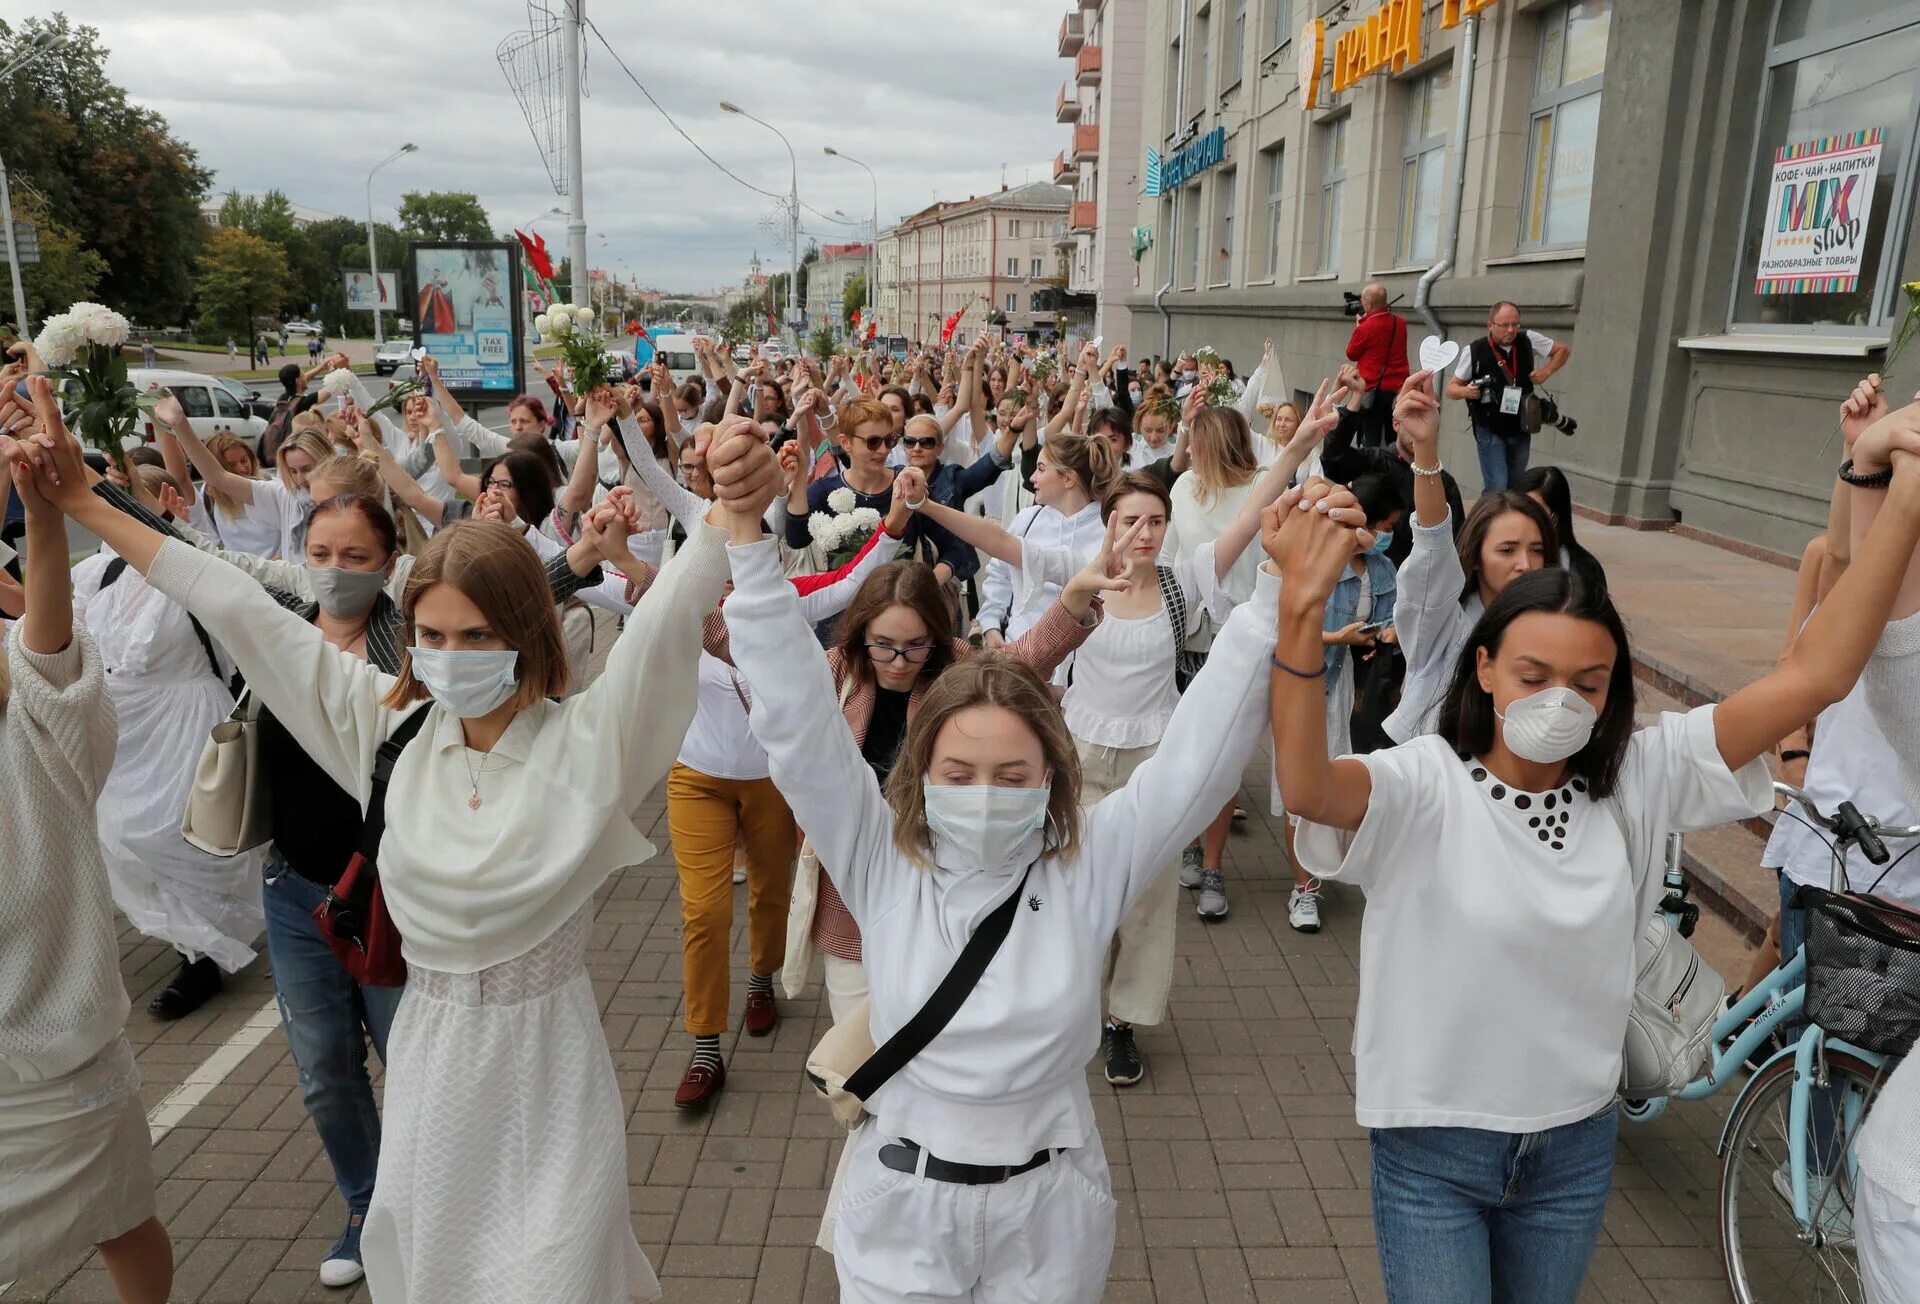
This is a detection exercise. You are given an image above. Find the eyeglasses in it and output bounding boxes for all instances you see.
[1491,319,1522,330]
[854,433,901,452]
[865,642,935,665]
[484,479,514,492]
[900,435,940,450]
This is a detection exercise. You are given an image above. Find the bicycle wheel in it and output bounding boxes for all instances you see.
[1718,1047,1886,1304]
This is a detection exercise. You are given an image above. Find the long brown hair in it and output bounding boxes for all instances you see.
[1100,470,1173,523]
[885,654,1084,868]
[381,519,570,710]
[1187,406,1260,506]
[1456,491,1559,607]
[833,562,957,689]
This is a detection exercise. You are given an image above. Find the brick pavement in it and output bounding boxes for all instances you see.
[9,751,1758,1304]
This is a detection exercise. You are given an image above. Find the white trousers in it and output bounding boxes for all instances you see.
[1859,1170,1920,1304]
[1076,738,1177,1025]
[823,954,869,1025]
[832,1121,1117,1303]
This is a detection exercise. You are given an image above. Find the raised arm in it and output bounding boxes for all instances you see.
[623,414,707,528]
[428,401,482,502]
[558,390,614,516]
[1394,370,1448,528]
[151,418,198,511]
[909,493,1026,568]
[90,478,317,600]
[157,395,259,505]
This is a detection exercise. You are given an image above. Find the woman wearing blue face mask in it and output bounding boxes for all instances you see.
[705,425,1329,1303]
[25,382,764,1304]
[1268,383,1920,1304]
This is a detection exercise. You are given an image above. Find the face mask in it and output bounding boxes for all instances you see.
[407,647,520,718]
[1128,386,1142,401]
[1494,686,1598,765]
[308,564,388,618]
[1368,532,1393,556]
[922,781,1050,869]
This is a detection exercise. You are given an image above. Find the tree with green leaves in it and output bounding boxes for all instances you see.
[196,228,295,342]
[8,197,107,327]
[0,15,211,324]
[397,192,492,243]
[841,272,867,330]
[721,299,759,347]
[809,324,836,365]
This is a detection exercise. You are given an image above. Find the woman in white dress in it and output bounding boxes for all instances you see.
[74,464,264,1019]
[0,414,173,1303]
[30,400,782,1303]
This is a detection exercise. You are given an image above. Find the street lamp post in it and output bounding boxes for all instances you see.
[824,147,879,341]
[365,143,417,345]
[722,102,798,347]
[1,32,68,337]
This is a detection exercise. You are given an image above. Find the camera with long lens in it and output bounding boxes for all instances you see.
[1534,392,1578,437]
[1342,291,1364,318]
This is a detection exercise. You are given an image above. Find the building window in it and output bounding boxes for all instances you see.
[1182,182,1203,289]
[1193,9,1210,108]
[1730,3,1920,331]
[1225,0,1247,89]
[1398,65,1454,264]
[1317,116,1348,274]
[1519,0,1610,252]
[1031,257,1043,277]
[1005,292,1018,313]
[1212,167,1238,284]
[1261,145,1286,279]
[1264,0,1292,51]
[1007,257,1020,276]
[1008,219,1021,238]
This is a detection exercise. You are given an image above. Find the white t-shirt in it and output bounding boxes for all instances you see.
[1454,330,1557,381]
[247,477,309,560]
[675,652,769,781]
[189,494,285,559]
[1295,705,1772,1132]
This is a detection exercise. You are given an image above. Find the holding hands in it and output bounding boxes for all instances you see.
[700,414,780,541]
[1261,478,1376,607]
[1851,393,1920,476]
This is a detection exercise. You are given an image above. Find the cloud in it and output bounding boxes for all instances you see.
[57,0,1072,292]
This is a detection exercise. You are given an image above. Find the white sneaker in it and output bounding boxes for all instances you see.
[318,1213,366,1287]
[1178,845,1204,889]
[732,868,747,884]
[1287,880,1323,933]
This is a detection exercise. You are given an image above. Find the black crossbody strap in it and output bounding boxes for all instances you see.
[842,859,1037,1102]
[357,708,433,860]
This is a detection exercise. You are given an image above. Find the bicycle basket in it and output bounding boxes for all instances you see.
[1799,885,1920,1057]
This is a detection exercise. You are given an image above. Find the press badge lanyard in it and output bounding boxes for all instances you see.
[1491,340,1523,417]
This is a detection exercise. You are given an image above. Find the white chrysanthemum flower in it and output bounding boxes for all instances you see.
[33,312,84,367]
[826,487,857,515]
[319,369,354,397]
[847,507,881,531]
[76,304,129,348]
[807,512,836,544]
[534,313,551,334]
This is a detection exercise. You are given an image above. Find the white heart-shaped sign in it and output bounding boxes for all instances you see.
[120,435,143,452]
[1418,335,1460,375]
[409,347,426,361]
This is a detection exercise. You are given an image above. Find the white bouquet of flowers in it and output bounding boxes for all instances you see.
[535,303,617,393]
[318,368,356,399]
[807,500,883,567]
[34,301,161,461]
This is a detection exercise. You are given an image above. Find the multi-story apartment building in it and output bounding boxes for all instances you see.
[881,182,1074,345]
[1055,0,1147,342]
[1126,0,1920,556]
[803,242,873,340]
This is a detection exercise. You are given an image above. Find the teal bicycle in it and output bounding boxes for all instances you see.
[1623,782,1920,1303]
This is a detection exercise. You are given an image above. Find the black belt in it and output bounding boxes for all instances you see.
[878,1139,1053,1186]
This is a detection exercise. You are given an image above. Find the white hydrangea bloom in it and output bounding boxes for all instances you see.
[534,313,551,334]
[826,487,857,515]
[75,304,129,348]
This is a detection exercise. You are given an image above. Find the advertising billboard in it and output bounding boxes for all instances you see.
[406,242,523,403]
[342,270,399,313]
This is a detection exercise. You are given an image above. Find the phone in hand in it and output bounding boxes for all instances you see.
[1355,620,1391,637]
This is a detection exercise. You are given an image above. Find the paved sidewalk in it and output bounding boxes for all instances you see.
[10,751,1757,1304]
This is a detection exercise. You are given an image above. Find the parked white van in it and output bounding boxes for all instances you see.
[126,369,272,450]
[649,333,703,387]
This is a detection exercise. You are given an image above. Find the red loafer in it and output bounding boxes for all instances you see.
[674,1059,725,1110]
[744,989,778,1037]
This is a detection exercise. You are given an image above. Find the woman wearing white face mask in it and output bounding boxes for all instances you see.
[28,382,743,1303]
[1268,432,1920,1302]
[707,429,1317,1303]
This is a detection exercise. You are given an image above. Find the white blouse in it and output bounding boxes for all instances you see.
[189,492,284,559]
[676,653,766,781]
[144,523,731,973]
[1295,706,1771,1132]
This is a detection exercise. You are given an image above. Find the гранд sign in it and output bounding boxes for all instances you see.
[1754,127,1883,295]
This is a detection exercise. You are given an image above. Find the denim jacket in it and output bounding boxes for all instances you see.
[1321,551,1398,687]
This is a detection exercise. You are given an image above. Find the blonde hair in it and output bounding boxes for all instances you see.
[1188,407,1260,506]
[308,450,385,502]
[275,428,333,482]
[202,432,260,519]
[130,464,185,509]
[903,413,943,443]
[381,519,570,711]
[1263,401,1302,448]
[885,653,1083,869]
[1039,429,1120,502]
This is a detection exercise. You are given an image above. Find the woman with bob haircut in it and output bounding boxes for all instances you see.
[23,387,782,1304]
[1267,381,1920,1304]
[1385,371,1560,743]
[702,421,1330,1302]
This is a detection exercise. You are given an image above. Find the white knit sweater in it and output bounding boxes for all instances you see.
[0,622,130,1082]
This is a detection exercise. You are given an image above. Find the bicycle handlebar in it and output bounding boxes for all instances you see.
[1771,780,1920,846]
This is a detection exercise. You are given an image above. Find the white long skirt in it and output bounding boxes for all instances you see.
[360,904,660,1303]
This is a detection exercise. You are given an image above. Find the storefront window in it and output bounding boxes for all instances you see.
[1730,9,1920,331]
[1398,65,1453,264]
[1318,116,1347,274]
[1520,0,1609,251]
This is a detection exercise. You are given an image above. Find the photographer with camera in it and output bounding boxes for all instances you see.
[1343,284,1409,450]
[1443,301,1572,492]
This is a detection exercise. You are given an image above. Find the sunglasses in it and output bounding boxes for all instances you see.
[854,433,901,452]
[866,642,935,665]
[900,435,940,450]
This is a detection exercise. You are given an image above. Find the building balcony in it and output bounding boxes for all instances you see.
[1073,122,1099,161]
[1075,44,1102,85]
[1056,84,1080,122]
[1070,200,1097,232]
[1058,11,1083,56]
[1052,151,1078,184]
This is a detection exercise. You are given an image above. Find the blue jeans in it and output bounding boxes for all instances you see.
[262,854,403,1214]
[1370,1105,1617,1304]
[1473,422,1531,494]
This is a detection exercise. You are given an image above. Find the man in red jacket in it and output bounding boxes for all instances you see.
[1344,282,1409,448]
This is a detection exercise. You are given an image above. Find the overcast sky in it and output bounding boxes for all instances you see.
[57,0,1068,294]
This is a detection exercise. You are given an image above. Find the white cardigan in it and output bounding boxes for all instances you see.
[0,625,129,1082]
[144,522,730,973]
[724,535,1282,1165]
[1383,512,1479,743]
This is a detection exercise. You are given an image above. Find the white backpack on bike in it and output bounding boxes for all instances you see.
[1621,910,1727,1099]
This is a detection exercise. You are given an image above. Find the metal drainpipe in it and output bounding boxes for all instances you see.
[1413,13,1479,344]
[1154,0,1192,359]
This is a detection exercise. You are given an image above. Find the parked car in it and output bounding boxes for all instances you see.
[732,343,753,364]
[374,339,417,376]
[126,368,270,451]
[282,321,322,336]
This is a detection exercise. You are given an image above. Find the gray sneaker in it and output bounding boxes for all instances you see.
[1196,870,1229,920]
[1179,844,1204,889]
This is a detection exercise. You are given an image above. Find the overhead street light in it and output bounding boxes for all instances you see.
[723,101,800,345]
[824,147,880,339]
[365,142,418,345]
